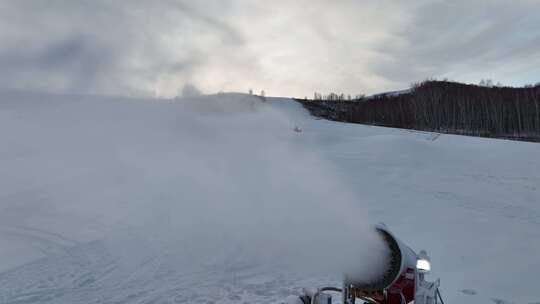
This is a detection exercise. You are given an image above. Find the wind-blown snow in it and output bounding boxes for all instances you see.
[0,91,388,303]
[1,91,540,304]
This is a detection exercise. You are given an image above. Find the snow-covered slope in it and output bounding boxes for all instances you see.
[364,88,412,100]
[1,91,539,304]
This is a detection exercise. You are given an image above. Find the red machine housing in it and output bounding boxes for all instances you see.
[344,226,417,304]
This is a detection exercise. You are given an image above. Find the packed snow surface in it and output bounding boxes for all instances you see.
[1,91,539,304]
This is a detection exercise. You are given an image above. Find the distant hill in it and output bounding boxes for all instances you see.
[298,81,540,142]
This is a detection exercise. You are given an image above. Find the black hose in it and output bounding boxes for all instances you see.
[437,288,445,304]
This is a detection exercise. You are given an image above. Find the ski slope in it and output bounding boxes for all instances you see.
[1,91,539,304]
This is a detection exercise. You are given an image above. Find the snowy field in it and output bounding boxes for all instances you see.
[1,91,539,304]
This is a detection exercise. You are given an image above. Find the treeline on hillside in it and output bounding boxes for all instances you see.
[298,81,540,142]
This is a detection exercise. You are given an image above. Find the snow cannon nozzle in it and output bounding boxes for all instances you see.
[286,226,443,304]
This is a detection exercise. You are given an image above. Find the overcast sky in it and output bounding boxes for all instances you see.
[1,0,539,98]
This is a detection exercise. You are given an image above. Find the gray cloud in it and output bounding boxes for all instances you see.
[370,0,540,87]
[0,36,117,93]
[0,0,539,97]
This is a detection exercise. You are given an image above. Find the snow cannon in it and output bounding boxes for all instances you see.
[285,225,442,304]
[342,225,435,304]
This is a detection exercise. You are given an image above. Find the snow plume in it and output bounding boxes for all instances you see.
[180,83,201,98]
[0,92,389,281]
[104,94,389,280]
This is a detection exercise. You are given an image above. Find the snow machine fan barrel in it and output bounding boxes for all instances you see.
[344,226,417,304]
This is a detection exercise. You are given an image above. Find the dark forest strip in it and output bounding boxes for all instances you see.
[297,81,540,142]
